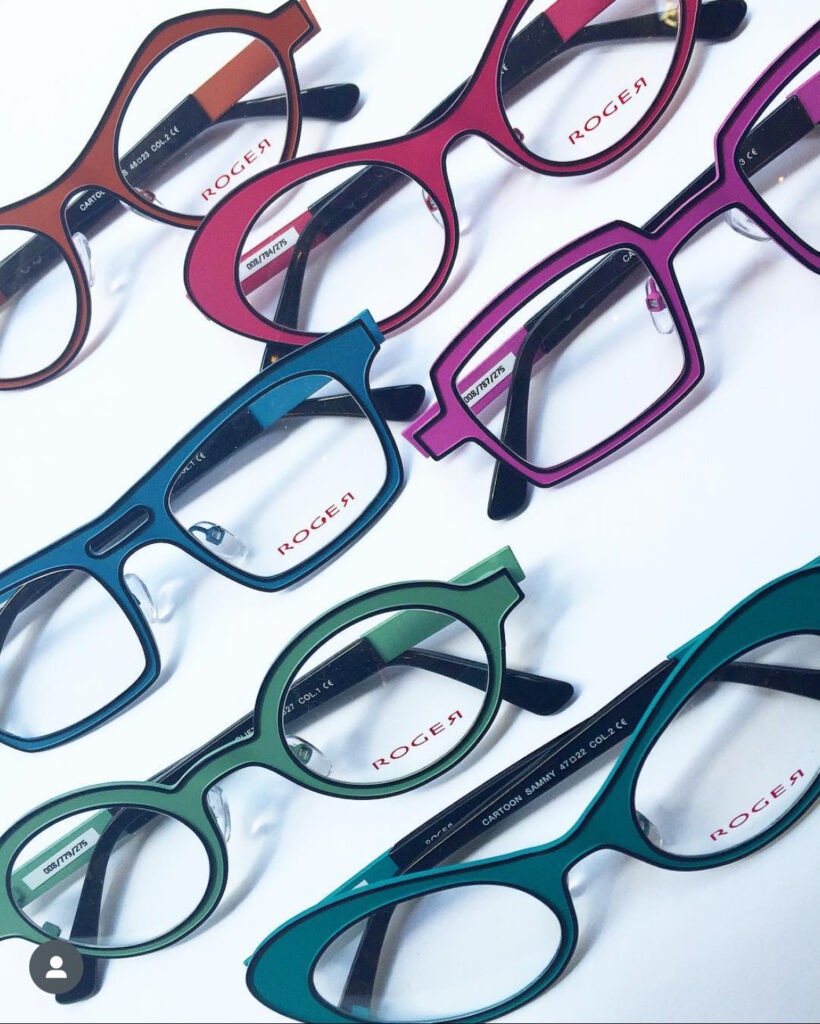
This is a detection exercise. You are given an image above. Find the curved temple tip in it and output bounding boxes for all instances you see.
[504,671,575,716]
[486,462,532,521]
[306,83,361,121]
[370,383,427,421]
[698,0,748,41]
[55,954,101,1004]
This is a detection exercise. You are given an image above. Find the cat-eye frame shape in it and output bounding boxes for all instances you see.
[245,552,820,1022]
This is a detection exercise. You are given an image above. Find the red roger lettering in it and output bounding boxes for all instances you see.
[371,711,464,770]
[709,769,806,842]
[569,77,648,145]
[277,493,355,555]
[201,138,273,201]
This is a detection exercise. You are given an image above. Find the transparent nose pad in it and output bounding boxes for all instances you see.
[636,810,663,848]
[489,126,526,167]
[644,276,675,335]
[71,232,94,287]
[120,187,165,221]
[188,521,248,561]
[422,190,445,229]
[725,207,770,242]
[206,785,232,842]
[124,572,162,624]
[287,735,332,778]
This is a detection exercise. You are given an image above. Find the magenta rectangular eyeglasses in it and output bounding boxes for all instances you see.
[402,20,819,518]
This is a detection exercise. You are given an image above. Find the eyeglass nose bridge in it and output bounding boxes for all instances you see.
[84,506,156,560]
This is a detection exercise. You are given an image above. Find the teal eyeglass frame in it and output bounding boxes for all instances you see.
[245,552,820,1022]
[0,312,424,752]
[0,546,574,1004]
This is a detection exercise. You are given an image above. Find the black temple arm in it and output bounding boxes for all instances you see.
[282,636,575,725]
[220,84,360,123]
[393,648,574,715]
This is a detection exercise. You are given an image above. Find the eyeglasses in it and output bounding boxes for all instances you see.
[0,313,425,751]
[244,550,820,1023]
[184,0,747,356]
[0,0,362,388]
[0,547,575,1004]
[404,20,820,518]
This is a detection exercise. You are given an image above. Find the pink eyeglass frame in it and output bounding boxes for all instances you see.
[185,0,714,353]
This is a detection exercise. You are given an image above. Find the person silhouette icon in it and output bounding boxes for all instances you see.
[45,955,68,980]
[29,939,83,994]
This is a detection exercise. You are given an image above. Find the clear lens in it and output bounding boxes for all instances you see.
[0,228,78,380]
[313,884,562,1021]
[635,633,820,857]
[455,247,684,467]
[281,609,489,784]
[117,32,289,217]
[168,374,389,578]
[738,55,819,251]
[240,163,446,333]
[11,806,210,949]
[502,1,682,163]
[0,570,146,741]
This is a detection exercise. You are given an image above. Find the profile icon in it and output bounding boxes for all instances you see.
[29,939,83,995]
[45,954,68,980]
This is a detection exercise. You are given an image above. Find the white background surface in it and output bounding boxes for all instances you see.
[0,0,818,1021]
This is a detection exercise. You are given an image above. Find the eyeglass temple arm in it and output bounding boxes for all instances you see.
[485,89,816,518]
[336,649,820,1011]
[0,31,360,305]
[167,375,426,501]
[259,0,745,353]
[282,545,574,721]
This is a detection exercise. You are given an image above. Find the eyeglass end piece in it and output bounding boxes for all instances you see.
[287,736,332,777]
[189,521,249,561]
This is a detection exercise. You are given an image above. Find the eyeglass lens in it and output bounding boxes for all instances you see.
[167,373,389,578]
[117,33,291,219]
[10,805,211,949]
[0,570,146,742]
[280,609,490,784]
[454,246,684,468]
[503,0,683,163]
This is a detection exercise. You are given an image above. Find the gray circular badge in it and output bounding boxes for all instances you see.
[29,939,84,995]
